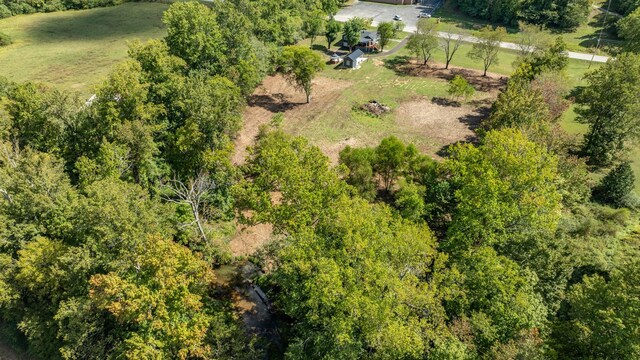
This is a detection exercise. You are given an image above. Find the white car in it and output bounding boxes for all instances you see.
[418,13,431,18]
[393,15,402,21]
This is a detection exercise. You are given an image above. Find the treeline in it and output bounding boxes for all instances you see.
[0,0,125,18]
[0,0,342,358]
[450,0,591,29]
[617,2,640,53]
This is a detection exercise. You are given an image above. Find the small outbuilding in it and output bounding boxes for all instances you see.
[344,49,366,69]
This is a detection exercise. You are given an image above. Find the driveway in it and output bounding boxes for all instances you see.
[335,0,443,33]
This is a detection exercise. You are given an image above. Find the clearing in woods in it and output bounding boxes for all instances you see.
[233,59,503,166]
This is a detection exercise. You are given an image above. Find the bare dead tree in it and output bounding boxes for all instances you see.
[162,172,216,244]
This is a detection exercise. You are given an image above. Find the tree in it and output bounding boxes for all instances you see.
[557,0,590,29]
[468,26,506,76]
[5,82,76,155]
[514,22,550,58]
[394,179,426,222]
[374,136,406,191]
[278,45,324,103]
[233,130,348,235]
[162,173,216,244]
[325,17,342,49]
[611,0,640,16]
[338,146,377,200]
[392,20,405,36]
[576,53,640,166]
[449,247,547,355]
[445,129,561,253]
[87,235,215,359]
[303,10,326,48]
[163,1,262,95]
[163,2,225,71]
[618,7,640,54]
[266,197,451,359]
[485,77,550,131]
[447,75,475,100]
[406,19,439,65]
[526,37,569,75]
[593,162,636,208]
[530,71,571,121]
[441,32,463,69]
[342,17,368,51]
[553,261,640,359]
[377,22,394,52]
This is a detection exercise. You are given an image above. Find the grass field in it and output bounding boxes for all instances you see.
[0,3,169,96]
[432,1,621,55]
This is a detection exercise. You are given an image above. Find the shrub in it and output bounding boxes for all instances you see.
[0,4,11,18]
[447,75,475,100]
[593,162,636,208]
[0,31,12,47]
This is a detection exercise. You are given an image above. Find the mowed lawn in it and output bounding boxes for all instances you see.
[0,3,169,95]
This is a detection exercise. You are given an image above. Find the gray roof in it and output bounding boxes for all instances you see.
[346,49,365,61]
[360,30,379,43]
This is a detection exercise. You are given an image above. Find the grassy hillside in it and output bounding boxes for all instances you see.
[0,3,169,96]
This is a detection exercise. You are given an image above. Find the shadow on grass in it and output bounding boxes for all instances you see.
[23,4,167,42]
[383,55,413,76]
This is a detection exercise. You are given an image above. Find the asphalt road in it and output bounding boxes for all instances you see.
[335,1,610,63]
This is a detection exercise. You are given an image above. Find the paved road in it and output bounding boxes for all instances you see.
[439,31,611,63]
[336,1,611,63]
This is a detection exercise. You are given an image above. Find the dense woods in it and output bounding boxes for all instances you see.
[0,0,639,359]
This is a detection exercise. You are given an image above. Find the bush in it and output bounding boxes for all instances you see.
[447,75,475,100]
[0,31,12,47]
[593,162,636,208]
[0,4,11,18]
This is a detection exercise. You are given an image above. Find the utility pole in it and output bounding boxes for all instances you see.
[589,0,613,68]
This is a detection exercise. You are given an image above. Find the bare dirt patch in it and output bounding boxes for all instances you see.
[229,222,273,257]
[232,75,353,165]
[395,98,490,159]
[388,60,508,93]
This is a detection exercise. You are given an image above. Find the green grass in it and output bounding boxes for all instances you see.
[432,1,621,55]
[396,42,600,86]
[0,3,169,96]
[561,106,640,191]
[280,52,465,152]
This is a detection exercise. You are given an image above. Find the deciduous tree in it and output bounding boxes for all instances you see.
[576,53,640,166]
[468,26,506,76]
[377,22,394,52]
[278,45,324,103]
[406,19,439,64]
[445,129,561,253]
[325,17,342,49]
[618,7,640,53]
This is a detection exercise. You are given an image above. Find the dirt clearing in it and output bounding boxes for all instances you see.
[232,75,354,164]
[395,99,490,158]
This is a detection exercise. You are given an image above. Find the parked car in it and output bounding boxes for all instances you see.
[393,15,402,21]
[418,13,431,18]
